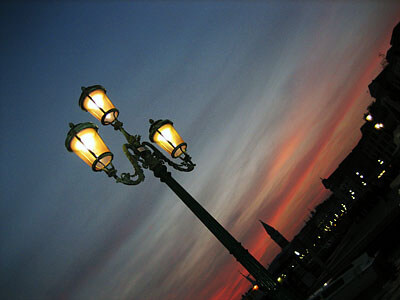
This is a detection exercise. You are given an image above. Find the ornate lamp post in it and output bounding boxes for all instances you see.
[66,85,296,300]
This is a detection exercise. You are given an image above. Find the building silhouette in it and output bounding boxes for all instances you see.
[241,21,400,300]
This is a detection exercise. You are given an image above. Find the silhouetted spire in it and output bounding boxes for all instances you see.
[239,271,257,286]
[260,220,289,249]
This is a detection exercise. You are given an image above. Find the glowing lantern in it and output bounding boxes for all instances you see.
[79,85,119,125]
[65,122,113,171]
[149,119,187,158]
[365,114,373,121]
[252,285,259,290]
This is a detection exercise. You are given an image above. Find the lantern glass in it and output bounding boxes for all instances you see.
[66,123,113,171]
[150,120,187,158]
[80,86,119,125]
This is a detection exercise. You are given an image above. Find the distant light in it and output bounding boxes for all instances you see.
[362,182,367,186]
[253,285,259,290]
[360,175,364,179]
[294,251,300,256]
[277,277,283,283]
[324,282,328,287]
[374,123,384,130]
[365,114,373,121]
[378,170,386,179]
[317,236,321,239]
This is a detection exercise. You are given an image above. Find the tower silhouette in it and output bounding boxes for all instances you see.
[240,271,258,286]
[260,220,289,249]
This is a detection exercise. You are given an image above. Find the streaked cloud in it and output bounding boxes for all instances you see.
[0,1,399,300]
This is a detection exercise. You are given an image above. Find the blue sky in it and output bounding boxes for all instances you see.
[0,2,399,299]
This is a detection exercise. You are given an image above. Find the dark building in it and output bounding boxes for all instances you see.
[241,22,400,300]
[323,20,400,202]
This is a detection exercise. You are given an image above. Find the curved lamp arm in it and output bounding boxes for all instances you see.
[100,144,145,186]
[117,144,145,185]
[141,141,195,172]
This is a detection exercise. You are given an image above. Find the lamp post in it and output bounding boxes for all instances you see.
[66,85,296,300]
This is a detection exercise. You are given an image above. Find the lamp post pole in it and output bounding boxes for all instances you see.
[66,85,297,300]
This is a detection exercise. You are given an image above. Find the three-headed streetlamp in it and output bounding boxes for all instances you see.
[65,85,296,300]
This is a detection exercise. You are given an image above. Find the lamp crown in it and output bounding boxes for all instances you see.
[148,119,173,142]
[65,122,99,152]
[78,85,107,111]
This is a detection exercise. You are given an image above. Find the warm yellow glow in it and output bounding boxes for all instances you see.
[365,114,373,121]
[374,123,384,130]
[153,123,187,157]
[277,277,282,283]
[83,89,118,124]
[70,128,112,170]
[252,285,259,290]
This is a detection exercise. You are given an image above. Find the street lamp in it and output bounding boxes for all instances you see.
[66,122,113,171]
[66,85,296,300]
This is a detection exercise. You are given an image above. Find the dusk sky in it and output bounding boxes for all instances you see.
[1,1,399,299]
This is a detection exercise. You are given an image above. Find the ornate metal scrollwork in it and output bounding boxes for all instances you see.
[141,142,195,172]
[102,121,195,185]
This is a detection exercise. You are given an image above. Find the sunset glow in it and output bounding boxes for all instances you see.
[1,2,399,300]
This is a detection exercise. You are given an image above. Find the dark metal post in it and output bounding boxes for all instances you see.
[149,162,297,300]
